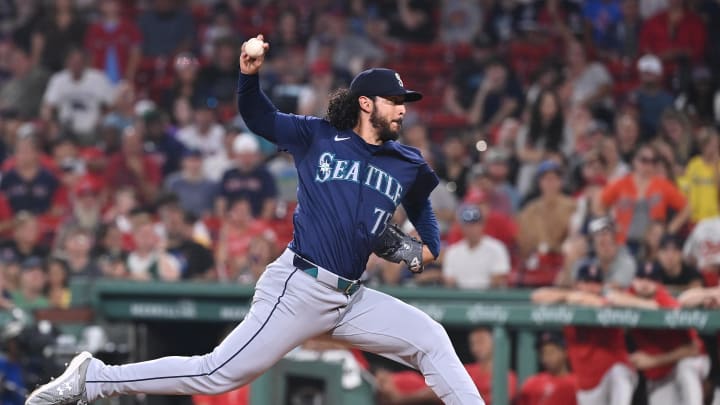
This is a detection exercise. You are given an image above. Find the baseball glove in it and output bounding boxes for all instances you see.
[373,223,424,273]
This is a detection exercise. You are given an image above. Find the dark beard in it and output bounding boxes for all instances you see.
[370,109,401,142]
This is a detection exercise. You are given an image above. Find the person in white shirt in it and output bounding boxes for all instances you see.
[42,48,115,144]
[683,215,720,273]
[443,204,511,289]
[176,97,226,157]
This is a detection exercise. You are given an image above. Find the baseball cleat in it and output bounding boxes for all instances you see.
[25,351,93,405]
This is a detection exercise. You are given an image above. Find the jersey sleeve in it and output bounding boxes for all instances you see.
[402,162,441,258]
[237,73,321,159]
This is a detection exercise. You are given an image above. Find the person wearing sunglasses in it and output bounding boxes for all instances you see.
[598,143,690,253]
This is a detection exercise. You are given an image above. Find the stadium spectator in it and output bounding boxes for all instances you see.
[215,198,276,283]
[102,187,138,241]
[11,256,49,310]
[533,263,637,405]
[615,112,641,162]
[443,204,510,289]
[203,124,239,182]
[447,187,518,252]
[657,107,694,165]
[164,149,218,218]
[466,163,514,216]
[639,0,707,72]
[683,214,720,285]
[163,53,201,112]
[31,0,86,73]
[606,264,709,405]
[568,150,607,235]
[41,47,114,144]
[125,216,180,282]
[582,0,623,51]
[562,216,637,288]
[160,204,214,281]
[0,45,49,119]
[199,4,236,61]
[0,133,59,216]
[197,37,240,106]
[598,136,629,181]
[517,161,575,261]
[0,212,48,265]
[483,148,519,213]
[560,40,613,113]
[438,0,481,45]
[516,89,565,196]
[137,0,195,57]
[139,105,185,177]
[47,258,70,309]
[53,176,104,249]
[176,98,226,158]
[517,332,577,405]
[436,134,471,200]
[679,126,720,224]
[376,327,517,405]
[218,133,278,220]
[57,227,100,279]
[83,0,142,85]
[675,65,718,125]
[604,0,643,60]
[599,143,689,247]
[92,223,128,278]
[105,126,162,205]
[465,59,523,130]
[386,0,436,43]
[102,82,136,135]
[323,12,385,76]
[297,60,335,117]
[631,54,674,139]
[637,221,665,264]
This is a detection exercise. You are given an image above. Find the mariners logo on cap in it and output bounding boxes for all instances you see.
[395,72,403,87]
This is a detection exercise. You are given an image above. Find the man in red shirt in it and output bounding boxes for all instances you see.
[639,0,707,74]
[105,126,162,206]
[606,265,709,405]
[532,264,637,405]
[518,331,577,405]
[376,328,516,405]
[84,0,142,84]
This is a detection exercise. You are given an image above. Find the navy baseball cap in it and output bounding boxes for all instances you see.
[636,261,663,281]
[576,260,604,283]
[349,68,423,102]
[659,234,682,250]
[537,331,566,349]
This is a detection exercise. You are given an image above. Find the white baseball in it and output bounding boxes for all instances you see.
[245,38,265,58]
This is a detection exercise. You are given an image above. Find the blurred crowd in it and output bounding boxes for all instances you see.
[0,0,717,302]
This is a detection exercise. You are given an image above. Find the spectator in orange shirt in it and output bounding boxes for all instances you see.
[598,143,689,250]
[518,331,577,405]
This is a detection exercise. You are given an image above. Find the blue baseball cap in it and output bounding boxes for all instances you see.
[535,160,562,179]
[349,68,422,102]
[458,204,483,223]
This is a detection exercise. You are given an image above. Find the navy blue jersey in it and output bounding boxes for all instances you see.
[238,74,439,279]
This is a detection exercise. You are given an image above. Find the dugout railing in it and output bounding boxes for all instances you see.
[59,279,720,405]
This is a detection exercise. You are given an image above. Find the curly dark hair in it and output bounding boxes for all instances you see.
[326,88,361,130]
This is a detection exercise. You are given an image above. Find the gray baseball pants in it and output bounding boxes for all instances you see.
[85,248,484,404]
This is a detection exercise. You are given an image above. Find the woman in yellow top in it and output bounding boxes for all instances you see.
[680,127,720,223]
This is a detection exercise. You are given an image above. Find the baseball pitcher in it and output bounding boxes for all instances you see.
[26,35,484,405]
